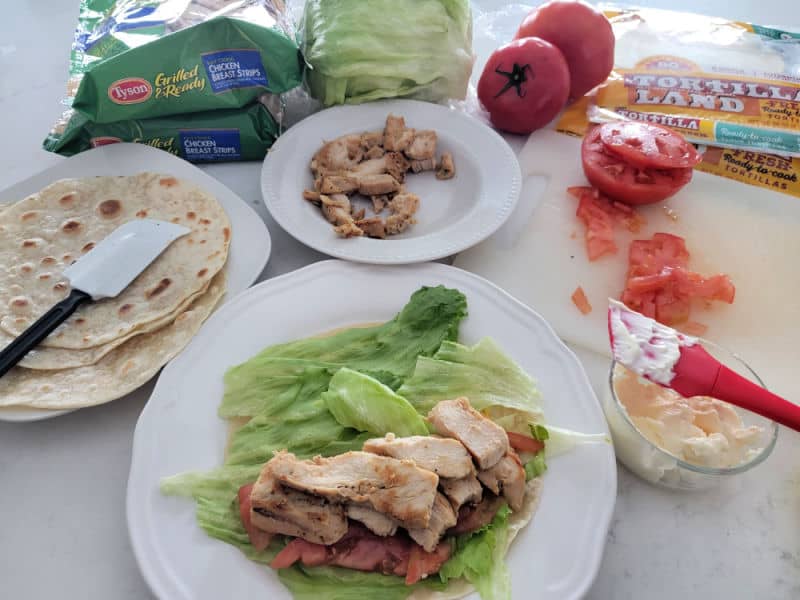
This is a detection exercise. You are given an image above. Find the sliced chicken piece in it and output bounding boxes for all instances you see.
[428,397,509,470]
[449,493,506,535]
[350,157,389,177]
[250,470,348,545]
[320,175,359,195]
[334,222,364,238]
[351,207,366,221]
[385,152,410,182]
[406,493,457,552]
[436,152,455,180]
[363,433,474,479]
[311,134,364,175]
[303,189,321,204]
[440,473,483,512]
[384,213,416,236]
[364,146,385,160]
[358,174,400,196]
[371,195,389,213]
[346,504,398,537]
[410,158,436,173]
[360,130,384,150]
[405,130,437,161]
[383,115,415,152]
[477,450,526,512]
[389,192,419,217]
[355,217,386,239]
[266,451,439,529]
[320,194,354,226]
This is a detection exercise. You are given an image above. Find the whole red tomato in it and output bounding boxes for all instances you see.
[514,0,614,99]
[477,38,569,135]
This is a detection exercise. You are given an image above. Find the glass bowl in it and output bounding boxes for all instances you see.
[601,341,779,490]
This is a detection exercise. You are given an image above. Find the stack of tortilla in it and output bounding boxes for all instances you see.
[0,173,231,409]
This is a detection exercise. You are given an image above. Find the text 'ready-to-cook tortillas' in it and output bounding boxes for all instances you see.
[1,276,212,370]
[0,173,230,349]
[0,271,225,409]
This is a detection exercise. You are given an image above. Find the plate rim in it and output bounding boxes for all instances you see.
[126,259,617,600]
[261,99,522,264]
[0,143,271,422]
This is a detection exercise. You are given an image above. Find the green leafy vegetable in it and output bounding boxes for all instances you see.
[323,368,428,437]
[530,423,550,441]
[439,505,512,600]
[398,338,543,419]
[524,451,547,481]
[544,425,610,458]
[299,0,474,105]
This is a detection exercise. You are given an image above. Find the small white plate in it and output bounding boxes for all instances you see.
[0,143,271,422]
[127,260,616,600]
[261,99,521,264]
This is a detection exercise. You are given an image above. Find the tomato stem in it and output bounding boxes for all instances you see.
[494,63,533,98]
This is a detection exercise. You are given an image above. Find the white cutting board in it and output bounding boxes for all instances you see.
[455,130,800,401]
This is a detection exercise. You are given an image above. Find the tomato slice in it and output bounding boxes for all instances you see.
[599,121,701,169]
[581,126,693,205]
[507,431,546,453]
[238,483,273,552]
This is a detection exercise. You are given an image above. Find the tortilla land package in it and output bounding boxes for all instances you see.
[558,6,800,197]
[45,0,304,162]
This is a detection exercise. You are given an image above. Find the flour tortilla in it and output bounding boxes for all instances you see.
[0,173,230,349]
[408,477,544,600]
[2,277,212,370]
[0,271,225,409]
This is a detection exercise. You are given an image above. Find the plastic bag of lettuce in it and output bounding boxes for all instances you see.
[297,0,474,106]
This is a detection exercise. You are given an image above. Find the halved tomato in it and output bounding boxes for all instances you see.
[238,483,273,552]
[581,126,693,205]
[599,121,701,169]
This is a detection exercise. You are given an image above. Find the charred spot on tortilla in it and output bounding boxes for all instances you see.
[145,278,172,299]
[159,177,179,187]
[136,209,148,218]
[82,242,95,253]
[59,193,76,207]
[20,211,39,222]
[97,199,122,219]
[61,219,82,234]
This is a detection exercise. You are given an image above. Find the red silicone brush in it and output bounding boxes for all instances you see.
[608,299,800,432]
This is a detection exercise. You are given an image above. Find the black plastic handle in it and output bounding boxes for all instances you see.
[0,289,91,378]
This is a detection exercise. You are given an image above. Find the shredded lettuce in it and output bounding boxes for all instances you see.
[323,368,428,437]
[439,505,512,600]
[544,425,611,458]
[524,452,547,481]
[299,0,473,105]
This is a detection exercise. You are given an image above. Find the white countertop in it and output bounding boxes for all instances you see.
[1,1,798,599]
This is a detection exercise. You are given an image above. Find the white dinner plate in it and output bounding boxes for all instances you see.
[0,143,271,422]
[261,99,521,264]
[127,260,616,600]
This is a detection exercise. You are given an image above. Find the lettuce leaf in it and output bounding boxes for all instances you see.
[397,338,543,420]
[439,505,512,600]
[323,368,428,437]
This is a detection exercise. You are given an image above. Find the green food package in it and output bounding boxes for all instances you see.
[44,101,279,162]
[71,16,303,123]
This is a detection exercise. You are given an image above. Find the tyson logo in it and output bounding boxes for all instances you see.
[107,78,152,104]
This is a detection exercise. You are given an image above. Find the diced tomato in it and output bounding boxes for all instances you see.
[405,545,425,585]
[621,233,735,326]
[507,431,546,453]
[238,483,273,552]
[572,186,646,261]
[571,286,592,315]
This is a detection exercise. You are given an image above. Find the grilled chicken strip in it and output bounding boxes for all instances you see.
[428,397,509,470]
[363,433,474,479]
[303,189,321,204]
[350,157,390,177]
[436,152,455,180]
[320,175,360,195]
[360,130,384,150]
[346,505,398,537]
[385,152,410,182]
[406,493,458,552]
[311,134,364,174]
[355,217,386,239]
[364,146,385,160]
[266,451,439,529]
[334,221,364,238]
[477,450,526,512]
[250,470,348,545]
[405,130,437,161]
[384,115,415,152]
[410,158,436,173]
[371,194,389,213]
[439,473,483,512]
[320,194,354,226]
[358,174,400,196]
